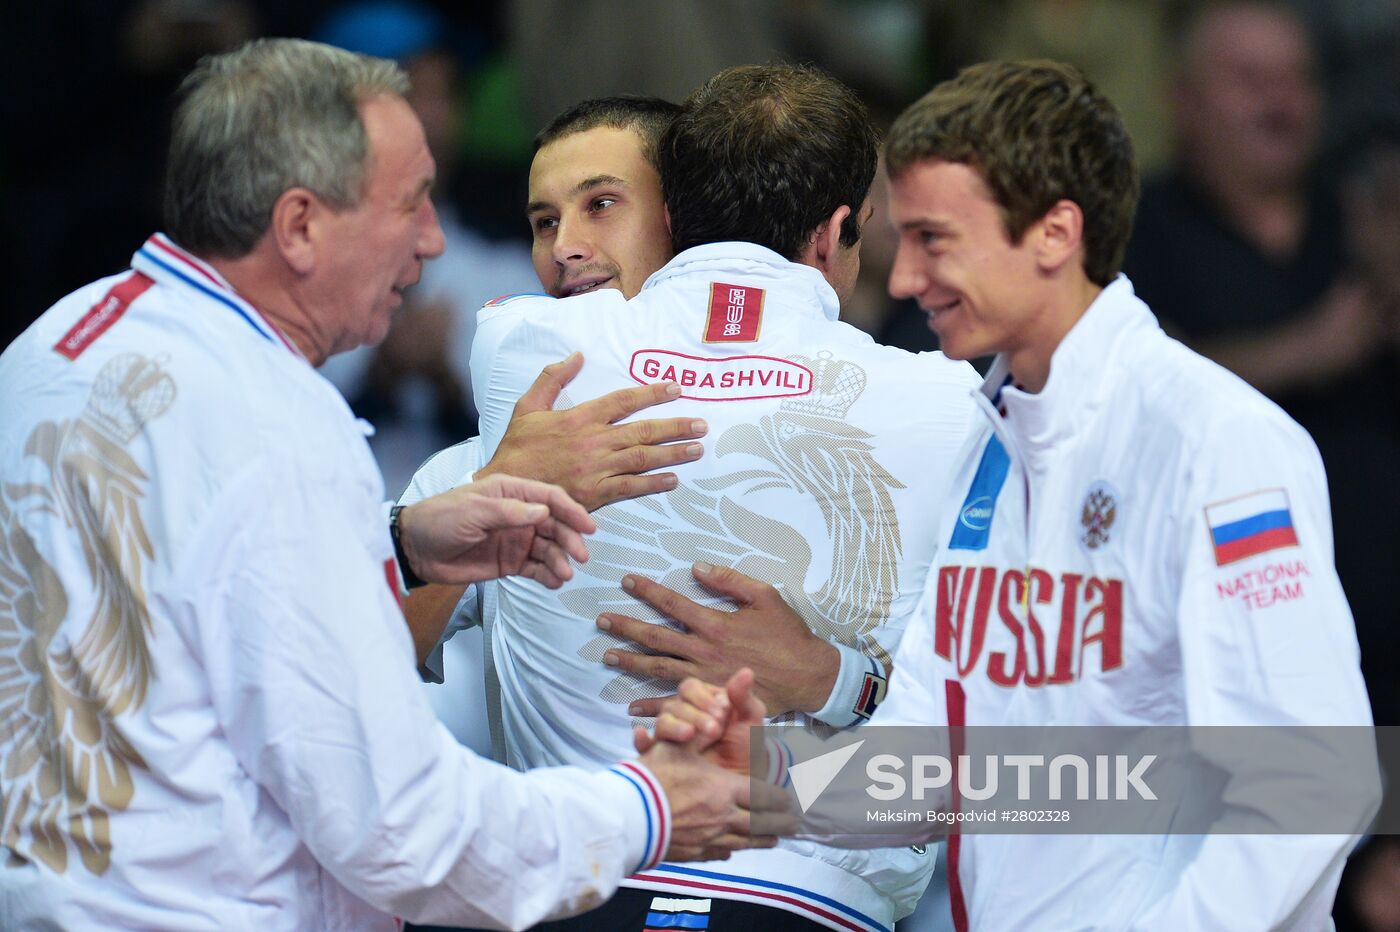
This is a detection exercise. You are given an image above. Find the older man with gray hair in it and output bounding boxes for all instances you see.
[0,38,772,931]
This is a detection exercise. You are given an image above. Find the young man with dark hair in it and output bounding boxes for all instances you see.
[397,96,704,667]
[645,58,1377,930]
[525,96,680,302]
[411,66,981,930]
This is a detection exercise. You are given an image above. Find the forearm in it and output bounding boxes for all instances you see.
[404,583,468,668]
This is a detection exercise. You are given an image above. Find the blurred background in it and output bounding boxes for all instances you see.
[2,2,1397,928]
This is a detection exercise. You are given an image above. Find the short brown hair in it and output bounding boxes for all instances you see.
[660,63,879,260]
[534,96,681,173]
[886,60,1138,286]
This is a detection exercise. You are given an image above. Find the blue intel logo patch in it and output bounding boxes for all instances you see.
[948,436,1010,551]
[960,496,994,531]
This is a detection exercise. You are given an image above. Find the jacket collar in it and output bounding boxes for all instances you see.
[978,275,1159,455]
[642,242,841,323]
[131,233,303,357]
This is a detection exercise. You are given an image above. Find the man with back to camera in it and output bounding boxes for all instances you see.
[408,66,982,931]
[632,58,1379,931]
[0,38,784,931]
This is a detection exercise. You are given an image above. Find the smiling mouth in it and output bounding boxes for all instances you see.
[559,276,613,297]
[926,297,960,318]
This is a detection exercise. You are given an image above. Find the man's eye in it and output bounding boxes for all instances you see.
[589,197,617,212]
[533,216,558,233]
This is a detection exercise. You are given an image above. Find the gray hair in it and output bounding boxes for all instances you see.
[164,38,409,258]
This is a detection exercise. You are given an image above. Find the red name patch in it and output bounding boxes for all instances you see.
[629,349,812,402]
[704,282,764,342]
[54,272,154,360]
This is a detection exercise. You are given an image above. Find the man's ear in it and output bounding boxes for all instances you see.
[270,187,320,275]
[1034,199,1085,274]
[803,203,852,274]
[663,202,673,236]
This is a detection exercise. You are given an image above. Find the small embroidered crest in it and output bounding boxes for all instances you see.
[1081,481,1118,550]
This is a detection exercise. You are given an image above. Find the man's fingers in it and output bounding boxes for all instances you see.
[530,533,576,587]
[602,647,695,683]
[744,779,799,827]
[656,707,715,744]
[620,574,717,629]
[692,561,774,608]
[625,694,672,719]
[533,510,591,565]
[598,613,694,657]
[593,473,683,510]
[614,415,709,450]
[513,352,584,416]
[479,497,553,531]
[605,438,705,476]
[531,482,597,537]
[518,560,566,590]
[580,380,682,425]
[724,667,766,721]
[676,675,730,718]
[724,667,768,722]
[668,837,770,861]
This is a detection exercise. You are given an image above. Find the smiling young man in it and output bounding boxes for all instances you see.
[525,102,677,301]
[396,98,707,665]
[636,58,1378,930]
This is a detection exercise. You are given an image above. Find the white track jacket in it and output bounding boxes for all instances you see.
[872,276,1376,931]
[0,235,670,931]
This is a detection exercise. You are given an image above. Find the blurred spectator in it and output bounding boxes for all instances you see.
[1289,0,1400,158]
[1123,0,1400,728]
[919,0,1186,174]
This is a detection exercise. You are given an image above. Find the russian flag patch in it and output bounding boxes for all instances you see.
[644,897,710,930]
[853,661,887,720]
[1205,488,1300,566]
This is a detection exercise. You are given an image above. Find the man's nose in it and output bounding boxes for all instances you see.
[419,199,446,259]
[887,243,924,300]
[553,217,592,266]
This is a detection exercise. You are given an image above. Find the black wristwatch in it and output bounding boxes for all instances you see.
[389,505,427,590]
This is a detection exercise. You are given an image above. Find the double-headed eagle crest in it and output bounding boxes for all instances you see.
[0,353,174,875]
[564,353,906,721]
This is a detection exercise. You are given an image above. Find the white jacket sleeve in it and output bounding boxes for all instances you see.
[182,456,667,929]
[401,437,485,505]
[1133,410,1378,930]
